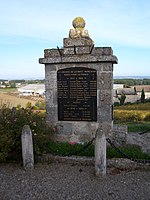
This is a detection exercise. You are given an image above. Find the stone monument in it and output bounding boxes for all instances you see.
[39,17,118,144]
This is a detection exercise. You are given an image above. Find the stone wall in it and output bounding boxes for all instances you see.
[112,125,128,146]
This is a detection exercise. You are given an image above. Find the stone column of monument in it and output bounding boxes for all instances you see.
[39,17,118,144]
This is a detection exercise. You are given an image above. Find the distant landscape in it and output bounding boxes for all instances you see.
[0,77,150,108]
[0,79,45,108]
[114,76,150,79]
[1,77,150,162]
[1,75,150,81]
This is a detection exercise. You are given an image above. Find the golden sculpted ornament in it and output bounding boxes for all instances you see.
[69,17,90,38]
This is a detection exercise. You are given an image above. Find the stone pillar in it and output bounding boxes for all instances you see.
[95,128,106,176]
[21,125,34,170]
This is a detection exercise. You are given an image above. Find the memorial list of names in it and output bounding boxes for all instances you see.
[57,67,97,121]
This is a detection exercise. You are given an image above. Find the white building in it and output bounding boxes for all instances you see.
[113,84,124,89]
[18,84,45,97]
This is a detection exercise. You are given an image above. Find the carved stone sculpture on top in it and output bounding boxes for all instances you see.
[69,17,90,39]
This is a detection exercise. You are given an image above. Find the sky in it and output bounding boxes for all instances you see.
[0,0,150,80]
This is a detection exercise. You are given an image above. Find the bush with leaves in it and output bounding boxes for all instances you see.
[0,105,55,162]
[118,93,126,105]
[34,100,46,110]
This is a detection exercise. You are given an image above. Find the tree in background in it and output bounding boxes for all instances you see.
[10,82,16,88]
[118,93,126,105]
[141,89,145,103]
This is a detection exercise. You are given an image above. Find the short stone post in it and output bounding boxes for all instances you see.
[95,128,106,176]
[21,125,34,170]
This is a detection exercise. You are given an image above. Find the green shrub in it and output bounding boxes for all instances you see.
[0,131,14,162]
[114,102,120,106]
[34,101,46,110]
[26,102,33,109]
[0,105,54,162]
[141,89,145,103]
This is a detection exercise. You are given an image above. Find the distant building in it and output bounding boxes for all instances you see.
[113,84,140,103]
[0,84,6,88]
[16,83,22,87]
[0,81,8,88]
[132,85,150,99]
[18,84,45,97]
[113,84,124,89]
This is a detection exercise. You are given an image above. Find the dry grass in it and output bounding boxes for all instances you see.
[114,102,150,122]
[0,93,36,108]
[114,110,150,123]
[115,102,150,111]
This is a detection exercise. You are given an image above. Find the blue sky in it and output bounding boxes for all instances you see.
[0,0,150,79]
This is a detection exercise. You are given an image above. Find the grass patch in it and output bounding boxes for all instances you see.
[114,122,150,133]
[114,103,150,123]
[114,102,150,111]
[114,102,150,132]
[0,88,17,93]
[39,141,94,157]
[127,122,150,133]
[114,110,150,123]
[38,141,150,161]
[4,140,150,163]
[107,145,150,160]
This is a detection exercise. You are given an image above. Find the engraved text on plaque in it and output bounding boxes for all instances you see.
[57,67,97,121]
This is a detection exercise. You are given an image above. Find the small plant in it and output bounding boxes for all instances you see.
[26,102,33,109]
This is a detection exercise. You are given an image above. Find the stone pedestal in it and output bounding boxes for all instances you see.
[39,37,117,142]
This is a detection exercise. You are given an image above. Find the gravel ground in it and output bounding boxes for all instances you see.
[0,163,150,200]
